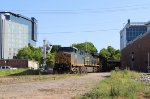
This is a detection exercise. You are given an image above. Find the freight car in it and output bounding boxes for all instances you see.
[53,47,101,73]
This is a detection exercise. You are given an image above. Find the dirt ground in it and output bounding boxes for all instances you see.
[0,73,110,99]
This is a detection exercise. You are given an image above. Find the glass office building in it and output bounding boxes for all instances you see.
[120,20,147,50]
[126,25,147,43]
[0,12,37,59]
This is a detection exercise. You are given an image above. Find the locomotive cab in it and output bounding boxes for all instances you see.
[54,47,78,73]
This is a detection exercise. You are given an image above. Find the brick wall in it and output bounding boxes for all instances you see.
[121,32,150,72]
[0,59,28,68]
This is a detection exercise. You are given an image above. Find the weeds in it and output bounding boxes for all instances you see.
[81,70,146,99]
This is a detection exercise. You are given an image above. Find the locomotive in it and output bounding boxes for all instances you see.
[53,47,102,73]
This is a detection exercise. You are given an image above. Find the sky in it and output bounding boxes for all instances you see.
[0,0,150,51]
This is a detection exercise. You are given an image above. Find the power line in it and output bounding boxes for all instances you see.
[2,3,150,14]
[2,28,120,35]
[45,29,119,34]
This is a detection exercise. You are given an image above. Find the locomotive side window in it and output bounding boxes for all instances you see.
[74,49,77,53]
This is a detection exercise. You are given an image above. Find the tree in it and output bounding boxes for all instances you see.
[46,53,55,68]
[72,42,97,53]
[17,46,42,61]
[17,45,57,69]
[51,45,61,53]
[17,47,33,59]
[32,48,42,61]
[100,46,120,60]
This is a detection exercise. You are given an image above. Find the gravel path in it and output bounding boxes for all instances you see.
[0,73,110,99]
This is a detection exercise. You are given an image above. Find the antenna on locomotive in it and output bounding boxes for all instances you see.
[42,38,47,70]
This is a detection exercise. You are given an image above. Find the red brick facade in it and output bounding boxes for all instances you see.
[121,32,150,72]
[0,59,28,68]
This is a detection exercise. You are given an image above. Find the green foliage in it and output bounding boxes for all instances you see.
[17,45,42,61]
[32,48,42,61]
[81,70,145,99]
[17,47,32,59]
[17,45,56,69]
[72,42,97,53]
[100,46,120,60]
[51,45,61,53]
[46,53,55,68]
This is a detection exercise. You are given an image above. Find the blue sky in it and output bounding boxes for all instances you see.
[1,0,150,51]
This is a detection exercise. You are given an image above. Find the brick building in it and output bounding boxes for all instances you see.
[121,31,150,72]
[0,59,39,70]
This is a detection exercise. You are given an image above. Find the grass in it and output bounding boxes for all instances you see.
[0,69,40,76]
[0,72,84,85]
[0,68,85,78]
[81,69,148,99]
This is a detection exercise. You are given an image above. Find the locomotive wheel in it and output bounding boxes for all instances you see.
[72,67,79,74]
[84,67,88,73]
[80,67,87,74]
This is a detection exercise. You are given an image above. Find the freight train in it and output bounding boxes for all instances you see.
[53,47,102,73]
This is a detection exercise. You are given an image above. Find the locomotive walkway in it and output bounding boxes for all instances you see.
[0,73,110,99]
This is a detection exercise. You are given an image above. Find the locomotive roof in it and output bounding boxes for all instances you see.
[58,47,78,52]
[58,47,101,56]
[91,53,99,57]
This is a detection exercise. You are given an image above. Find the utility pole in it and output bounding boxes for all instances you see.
[41,39,53,70]
[43,39,47,69]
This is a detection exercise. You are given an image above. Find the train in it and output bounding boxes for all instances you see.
[53,47,102,73]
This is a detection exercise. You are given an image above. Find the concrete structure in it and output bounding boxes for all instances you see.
[120,19,147,50]
[0,12,37,59]
[121,21,150,73]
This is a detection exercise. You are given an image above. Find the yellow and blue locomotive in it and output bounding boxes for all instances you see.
[54,47,101,73]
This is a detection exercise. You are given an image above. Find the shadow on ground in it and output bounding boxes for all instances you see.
[8,69,40,76]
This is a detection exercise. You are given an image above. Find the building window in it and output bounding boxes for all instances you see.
[9,48,11,51]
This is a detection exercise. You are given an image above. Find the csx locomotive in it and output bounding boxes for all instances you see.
[54,47,102,73]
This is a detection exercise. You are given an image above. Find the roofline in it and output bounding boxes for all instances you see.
[145,21,150,25]
[120,21,146,34]
[0,11,37,23]
[130,22,146,25]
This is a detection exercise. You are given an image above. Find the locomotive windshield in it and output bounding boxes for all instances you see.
[58,47,77,52]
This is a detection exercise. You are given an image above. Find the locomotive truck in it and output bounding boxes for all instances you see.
[53,47,102,73]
